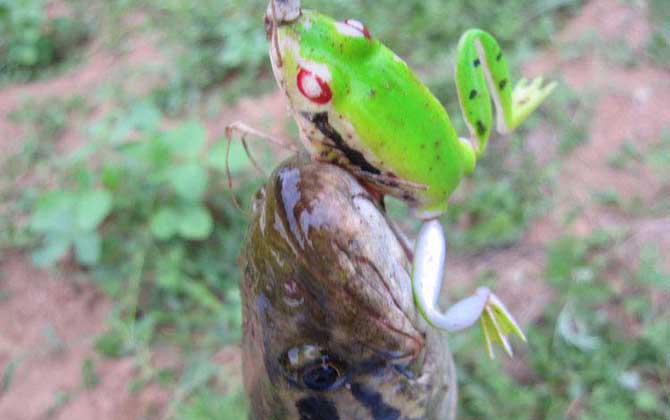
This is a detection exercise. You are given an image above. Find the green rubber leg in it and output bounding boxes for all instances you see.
[455,29,557,160]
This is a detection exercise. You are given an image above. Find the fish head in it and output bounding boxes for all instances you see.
[241,155,456,419]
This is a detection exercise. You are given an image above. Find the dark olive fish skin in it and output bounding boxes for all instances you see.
[241,155,457,420]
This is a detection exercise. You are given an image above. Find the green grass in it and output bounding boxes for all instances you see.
[453,231,670,419]
[0,96,90,256]
[3,99,256,414]
[26,102,253,341]
[5,95,89,172]
[4,0,669,418]
[604,129,670,217]
[647,0,670,67]
[2,0,583,416]
[442,138,547,251]
[0,0,91,84]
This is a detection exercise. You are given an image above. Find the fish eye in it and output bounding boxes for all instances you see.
[301,356,342,391]
[281,346,348,391]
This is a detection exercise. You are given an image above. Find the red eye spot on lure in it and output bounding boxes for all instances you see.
[344,19,371,39]
[297,67,332,105]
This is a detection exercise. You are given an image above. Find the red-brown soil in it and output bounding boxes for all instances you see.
[1,0,668,418]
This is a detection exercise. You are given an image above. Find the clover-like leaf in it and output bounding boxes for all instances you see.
[206,138,253,174]
[30,190,76,233]
[177,205,213,240]
[74,231,102,266]
[169,163,209,202]
[164,121,206,158]
[150,207,180,240]
[76,189,113,231]
[32,234,71,267]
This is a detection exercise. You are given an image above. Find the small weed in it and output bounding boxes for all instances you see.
[164,358,248,419]
[601,130,670,217]
[444,141,547,251]
[26,102,256,413]
[607,140,643,170]
[559,29,599,61]
[1,96,90,259]
[647,0,670,68]
[603,37,638,68]
[560,29,641,68]
[1,358,20,396]
[592,189,621,208]
[30,188,112,266]
[81,358,99,390]
[176,387,248,420]
[646,129,670,182]
[546,85,592,156]
[0,0,90,84]
[6,96,89,173]
[455,230,670,419]
[43,324,66,354]
[634,245,670,292]
[44,391,72,419]
[646,30,670,68]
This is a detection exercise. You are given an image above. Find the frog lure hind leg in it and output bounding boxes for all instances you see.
[227,0,555,358]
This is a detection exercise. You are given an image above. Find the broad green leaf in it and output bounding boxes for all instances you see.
[169,163,208,202]
[76,189,112,231]
[164,121,206,158]
[635,389,659,413]
[177,205,213,240]
[109,102,161,142]
[119,135,170,170]
[150,207,180,240]
[32,235,71,267]
[156,247,184,288]
[74,166,94,190]
[101,164,123,190]
[128,102,162,132]
[30,190,76,233]
[74,231,101,266]
[206,138,252,174]
[157,266,181,289]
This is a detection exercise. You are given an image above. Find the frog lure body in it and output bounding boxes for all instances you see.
[229,0,556,358]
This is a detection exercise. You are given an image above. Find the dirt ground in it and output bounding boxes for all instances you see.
[0,254,168,419]
[1,0,668,418]
[451,0,670,325]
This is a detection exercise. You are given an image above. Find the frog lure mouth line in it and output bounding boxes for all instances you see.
[226,0,555,359]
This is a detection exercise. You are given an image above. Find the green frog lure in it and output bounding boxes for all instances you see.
[228,0,556,358]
